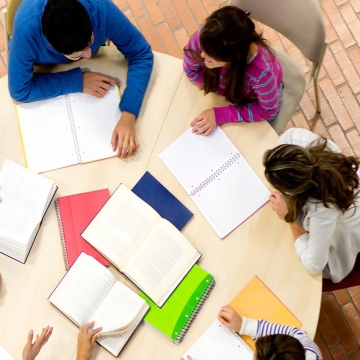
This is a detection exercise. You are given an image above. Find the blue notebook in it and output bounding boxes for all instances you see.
[132,172,193,231]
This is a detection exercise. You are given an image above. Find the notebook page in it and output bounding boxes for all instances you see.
[191,153,270,238]
[183,320,253,360]
[159,127,238,194]
[0,345,15,360]
[17,96,78,173]
[70,86,120,163]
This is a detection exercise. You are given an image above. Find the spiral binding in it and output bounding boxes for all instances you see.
[65,95,82,163]
[190,153,241,197]
[174,278,216,344]
[54,199,70,270]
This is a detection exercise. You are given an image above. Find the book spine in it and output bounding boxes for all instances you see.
[174,278,216,344]
[65,94,82,163]
[54,199,69,270]
[190,153,241,196]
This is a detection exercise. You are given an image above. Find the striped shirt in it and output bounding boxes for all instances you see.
[240,317,322,359]
[183,29,283,125]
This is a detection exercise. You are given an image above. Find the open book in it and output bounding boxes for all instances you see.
[183,320,253,360]
[16,86,121,173]
[82,184,201,307]
[48,253,149,357]
[0,159,57,263]
[159,127,270,238]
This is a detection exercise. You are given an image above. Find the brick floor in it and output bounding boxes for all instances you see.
[1,0,360,358]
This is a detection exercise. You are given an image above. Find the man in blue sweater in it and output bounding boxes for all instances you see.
[8,0,154,158]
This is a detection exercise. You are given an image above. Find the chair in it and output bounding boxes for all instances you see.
[2,0,23,58]
[322,254,360,292]
[230,0,328,134]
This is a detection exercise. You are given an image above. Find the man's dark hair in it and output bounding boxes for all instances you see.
[42,0,92,55]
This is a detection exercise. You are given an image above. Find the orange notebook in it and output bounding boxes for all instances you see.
[230,276,302,350]
[55,189,110,270]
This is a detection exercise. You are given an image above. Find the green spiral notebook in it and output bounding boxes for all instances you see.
[139,264,215,344]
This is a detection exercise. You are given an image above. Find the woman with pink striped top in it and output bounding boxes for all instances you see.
[183,6,283,135]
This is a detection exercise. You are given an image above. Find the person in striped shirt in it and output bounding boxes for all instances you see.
[183,6,283,136]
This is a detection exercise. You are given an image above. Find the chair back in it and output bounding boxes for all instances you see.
[230,0,326,63]
[6,0,23,37]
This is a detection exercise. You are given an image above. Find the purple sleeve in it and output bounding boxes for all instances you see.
[183,29,204,86]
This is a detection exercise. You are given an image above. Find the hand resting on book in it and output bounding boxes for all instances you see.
[76,322,102,360]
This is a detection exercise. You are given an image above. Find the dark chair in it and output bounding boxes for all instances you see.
[322,254,360,292]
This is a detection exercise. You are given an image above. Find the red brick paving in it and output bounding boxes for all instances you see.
[1,0,360,358]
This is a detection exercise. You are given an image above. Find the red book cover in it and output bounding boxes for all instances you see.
[55,189,110,269]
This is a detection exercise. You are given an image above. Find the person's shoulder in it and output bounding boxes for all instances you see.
[246,45,277,77]
[14,0,45,31]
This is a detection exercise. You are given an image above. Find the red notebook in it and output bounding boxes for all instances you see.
[55,189,110,269]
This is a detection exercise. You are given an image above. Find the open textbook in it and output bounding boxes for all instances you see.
[82,184,201,307]
[159,127,270,238]
[0,159,57,263]
[16,86,120,173]
[48,253,149,356]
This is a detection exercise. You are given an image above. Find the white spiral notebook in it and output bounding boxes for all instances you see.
[159,127,270,238]
[183,320,253,360]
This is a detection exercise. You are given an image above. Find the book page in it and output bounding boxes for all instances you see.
[183,320,253,360]
[89,281,147,334]
[82,185,161,270]
[70,86,120,163]
[48,253,115,326]
[123,219,200,306]
[0,204,39,245]
[159,127,239,194]
[16,96,79,173]
[0,159,56,219]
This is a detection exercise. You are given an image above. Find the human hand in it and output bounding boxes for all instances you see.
[218,305,242,332]
[82,72,119,98]
[190,109,216,136]
[269,191,288,219]
[111,111,139,158]
[76,321,102,360]
[180,356,193,360]
[22,326,53,360]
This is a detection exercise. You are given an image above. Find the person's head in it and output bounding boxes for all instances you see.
[42,0,93,59]
[185,6,271,106]
[263,138,360,223]
[254,334,305,360]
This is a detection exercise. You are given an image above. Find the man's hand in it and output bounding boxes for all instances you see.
[76,322,102,360]
[82,72,119,98]
[22,326,53,360]
[218,305,243,332]
[111,111,139,158]
[269,191,289,219]
[190,109,216,136]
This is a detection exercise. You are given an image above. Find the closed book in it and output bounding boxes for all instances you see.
[139,264,215,343]
[54,189,110,270]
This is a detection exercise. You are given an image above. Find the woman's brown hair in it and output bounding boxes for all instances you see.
[184,6,273,106]
[255,334,305,360]
[263,138,360,223]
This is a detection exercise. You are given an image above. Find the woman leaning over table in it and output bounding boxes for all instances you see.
[183,6,283,136]
[264,127,360,283]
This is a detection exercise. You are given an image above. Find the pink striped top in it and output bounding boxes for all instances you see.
[183,29,284,125]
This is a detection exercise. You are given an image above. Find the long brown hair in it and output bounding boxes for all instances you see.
[263,138,360,223]
[184,6,273,106]
[255,334,305,360]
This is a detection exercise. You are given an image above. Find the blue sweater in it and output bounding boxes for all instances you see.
[8,0,154,117]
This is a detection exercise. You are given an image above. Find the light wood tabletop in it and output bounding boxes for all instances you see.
[0,48,321,360]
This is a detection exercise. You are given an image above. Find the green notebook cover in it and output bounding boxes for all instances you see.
[139,264,215,344]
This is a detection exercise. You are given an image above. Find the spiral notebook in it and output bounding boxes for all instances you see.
[159,127,270,239]
[139,264,215,344]
[55,189,111,270]
[183,319,253,360]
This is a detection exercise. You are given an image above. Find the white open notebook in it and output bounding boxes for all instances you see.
[17,86,120,173]
[159,127,270,238]
[183,320,253,360]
